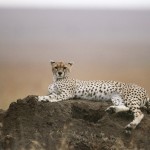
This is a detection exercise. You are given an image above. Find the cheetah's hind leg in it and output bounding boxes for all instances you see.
[125,108,144,134]
[106,94,129,114]
[106,105,129,114]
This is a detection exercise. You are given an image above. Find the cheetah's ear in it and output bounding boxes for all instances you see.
[50,60,55,65]
[68,62,73,66]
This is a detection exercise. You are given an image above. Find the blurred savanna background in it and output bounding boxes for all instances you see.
[0,0,150,109]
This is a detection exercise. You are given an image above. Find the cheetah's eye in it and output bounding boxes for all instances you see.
[63,67,67,69]
[54,67,58,69]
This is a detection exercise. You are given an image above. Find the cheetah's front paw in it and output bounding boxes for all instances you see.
[38,96,50,102]
[125,123,136,134]
[38,96,60,102]
[105,106,116,114]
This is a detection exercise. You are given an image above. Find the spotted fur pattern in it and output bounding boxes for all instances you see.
[38,61,150,133]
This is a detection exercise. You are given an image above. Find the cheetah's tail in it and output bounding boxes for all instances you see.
[148,97,150,107]
[146,96,150,113]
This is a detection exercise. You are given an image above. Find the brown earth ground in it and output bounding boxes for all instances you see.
[0,96,150,150]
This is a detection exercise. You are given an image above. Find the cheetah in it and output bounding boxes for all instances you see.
[38,61,150,133]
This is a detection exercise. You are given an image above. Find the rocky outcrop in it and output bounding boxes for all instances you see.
[0,96,150,150]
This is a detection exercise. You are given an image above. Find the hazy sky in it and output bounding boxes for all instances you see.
[0,0,150,9]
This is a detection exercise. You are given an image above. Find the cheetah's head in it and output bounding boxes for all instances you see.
[50,61,73,80]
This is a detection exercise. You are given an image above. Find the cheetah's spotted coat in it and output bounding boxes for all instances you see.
[38,61,150,133]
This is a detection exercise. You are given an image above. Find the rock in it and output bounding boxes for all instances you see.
[0,96,150,150]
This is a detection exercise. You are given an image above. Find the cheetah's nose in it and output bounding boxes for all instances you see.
[58,72,62,76]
